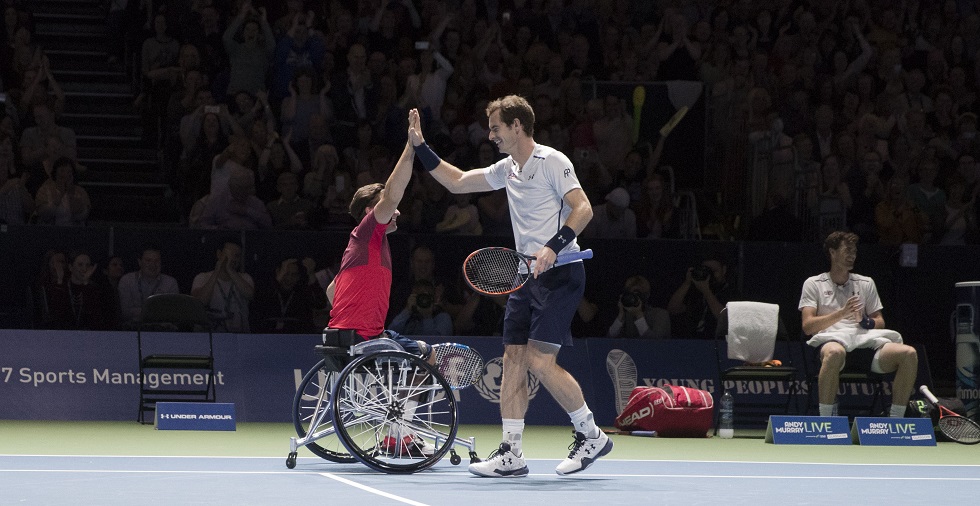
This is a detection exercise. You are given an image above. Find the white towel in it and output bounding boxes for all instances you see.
[726,301,779,362]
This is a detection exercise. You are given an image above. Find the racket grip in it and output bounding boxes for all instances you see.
[555,249,593,266]
[919,385,940,404]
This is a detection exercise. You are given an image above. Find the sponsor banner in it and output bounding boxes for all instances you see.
[155,402,236,431]
[765,416,852,444]
[0,330,925,425]
[850,417,936,446]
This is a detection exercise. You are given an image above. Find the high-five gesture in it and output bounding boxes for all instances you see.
[408,108,425,147]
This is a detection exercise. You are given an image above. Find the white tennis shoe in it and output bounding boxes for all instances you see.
[555,431,613,476]
[468,442,528,477]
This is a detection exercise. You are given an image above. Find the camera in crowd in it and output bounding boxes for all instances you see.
[415,293,434,310]
[691,265,712,282]
[620,290,642,309]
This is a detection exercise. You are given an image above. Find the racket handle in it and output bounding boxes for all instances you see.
[555,249,593,266]
[919,385,940,404]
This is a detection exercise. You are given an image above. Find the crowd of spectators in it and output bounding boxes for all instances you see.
[2,0,980,244]
[7,0,980,335]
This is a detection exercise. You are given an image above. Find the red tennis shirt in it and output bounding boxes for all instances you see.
[327,210,392,338]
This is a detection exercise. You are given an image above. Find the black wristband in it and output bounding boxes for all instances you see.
[415,142,442,171]
[860,315,876,329]
[545,225,576,255]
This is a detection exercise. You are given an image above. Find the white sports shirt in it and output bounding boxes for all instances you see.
[798,272,883,332]
[481,143,583,257]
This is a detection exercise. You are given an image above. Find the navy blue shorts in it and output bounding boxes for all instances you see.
[379,330,432,360]
[502,261,585,347]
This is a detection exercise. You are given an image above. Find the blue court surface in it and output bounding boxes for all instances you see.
[2,454,978,505]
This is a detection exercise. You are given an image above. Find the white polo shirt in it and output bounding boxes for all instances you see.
[481,143,583,257]
[798,272,902,351]
[798,272,883,331]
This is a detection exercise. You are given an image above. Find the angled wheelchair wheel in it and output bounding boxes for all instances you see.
[332,350,458,474]
[293,358,356,463]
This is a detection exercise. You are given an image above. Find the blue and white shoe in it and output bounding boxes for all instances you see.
[468,442,528,478]
[555,431,613,476]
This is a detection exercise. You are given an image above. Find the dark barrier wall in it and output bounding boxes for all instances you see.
[0,330,931,424]
[1,224,978,384]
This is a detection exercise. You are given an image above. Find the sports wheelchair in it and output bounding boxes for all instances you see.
[286,331,482,474]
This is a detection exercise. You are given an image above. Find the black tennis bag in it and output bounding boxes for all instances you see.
[908,396,968,441]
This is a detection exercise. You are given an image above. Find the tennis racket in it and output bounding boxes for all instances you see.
[462,247,593,296]
[919,385,980,445]
[603,428,657,437]
[431,343,484,390]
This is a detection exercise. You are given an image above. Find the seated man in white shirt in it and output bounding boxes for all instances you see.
[798,231,919,417]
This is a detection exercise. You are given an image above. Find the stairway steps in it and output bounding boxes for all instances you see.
[33,0,180,224]
[61,81,131,94]
[83,194,181,223]
[33,11,105,22]
[64,122,142,137]
[62,112,140,125]
[77,167,161,183]
[77,146,158,160]
[36,36,108,54]
[64,100,136,116]
[52,69,128,84]
[35,22,107,37]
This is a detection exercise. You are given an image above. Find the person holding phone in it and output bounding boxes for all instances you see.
[191,238,255,332]
[408,96,612,477]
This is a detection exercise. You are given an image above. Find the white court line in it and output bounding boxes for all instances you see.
[0,469,303,475]
[3,455,979,468]
[319,473,430,506]
[544,474,980,481]
[1,468,978,482]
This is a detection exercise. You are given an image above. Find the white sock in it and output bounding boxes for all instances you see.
[502,418,524,456]
[819,403,834,416]
[568,404,599,438]
[889,404,906,417]
[397,399,420,439]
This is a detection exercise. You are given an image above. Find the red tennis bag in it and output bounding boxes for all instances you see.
[615,385,714,437]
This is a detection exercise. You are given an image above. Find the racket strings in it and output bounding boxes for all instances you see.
[465,249,527,294]
[939,416,980,444]
[433,345,484,390]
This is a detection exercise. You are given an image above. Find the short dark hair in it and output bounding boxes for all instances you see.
[349,183,384,221]
[486,95,535,138]
[139,243,162,258]
[823,231,858,259]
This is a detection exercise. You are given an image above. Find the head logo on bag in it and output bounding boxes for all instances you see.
[620,402,657,426]
[615,385,714,437]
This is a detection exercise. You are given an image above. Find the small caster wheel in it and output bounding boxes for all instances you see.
[469,452,481,464]
[450,452,461,465]
[286,452,297,469]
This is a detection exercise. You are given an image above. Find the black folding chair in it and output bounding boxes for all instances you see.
[714,303,800,430]
[136,294,216,423]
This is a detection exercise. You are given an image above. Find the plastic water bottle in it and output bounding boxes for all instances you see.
[719,391,734,439]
